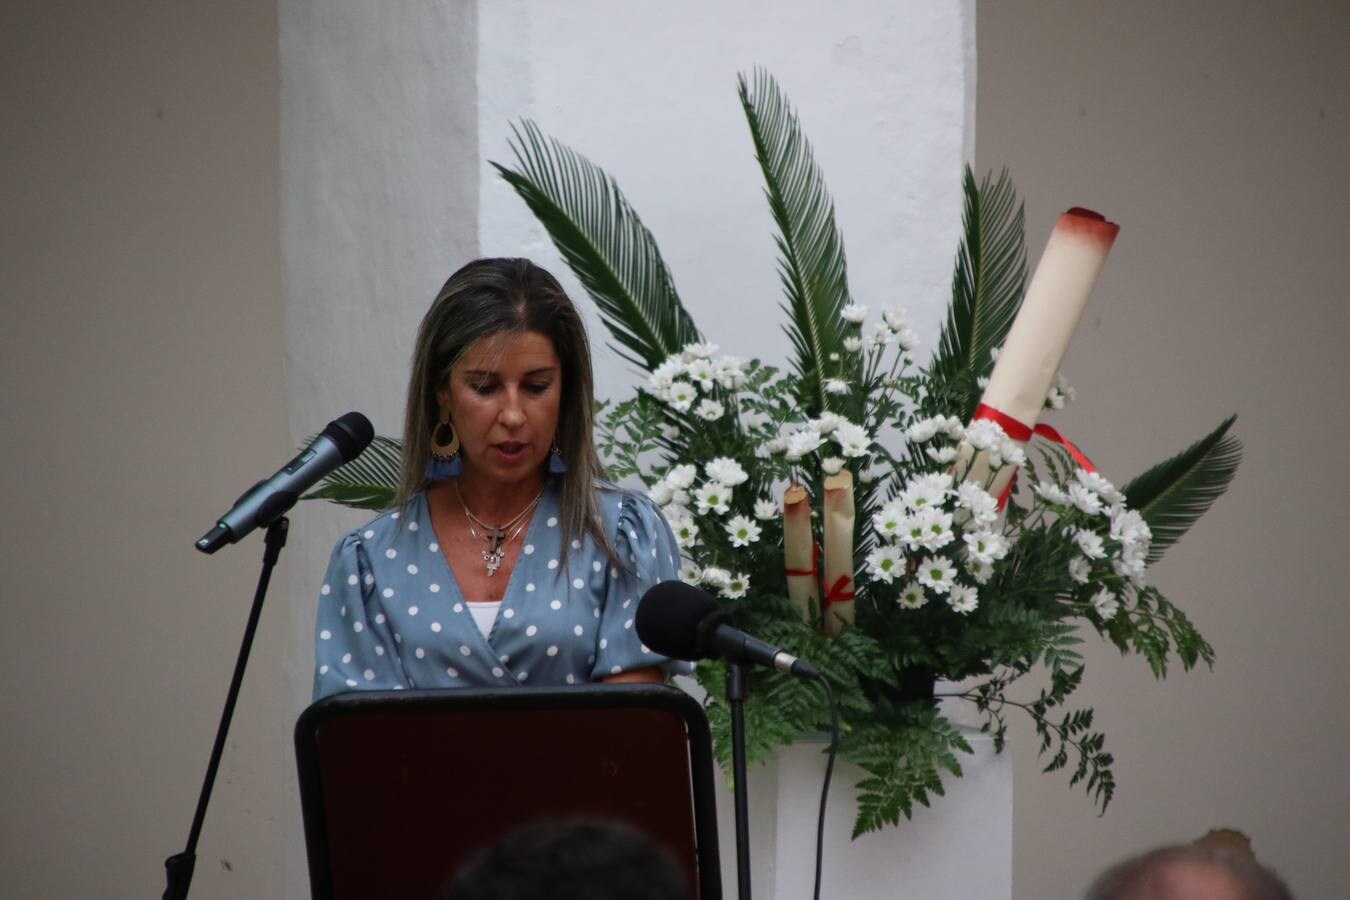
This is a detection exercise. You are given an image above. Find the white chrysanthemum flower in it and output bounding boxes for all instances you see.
[668,489,690,509]
[824,378,851,395]
[784,429,825,461]
[901,472,953,511]
[841,303,869,323]
[872,500,905,542]
[721,572,750,599]
[867,322,894,346]
[714,355,747,389]
[754,498,779,520]
[666,380,696,412]
[916,555,958,594]
[1068,482,1103,515]
[814,412,846,434]
[668,515,700,547]
[896,328,920,353]
[1068,557,1091,584]
[725,515,762,547]
[956,482,999,527]
[881,305,909,329]
[1091,587,1120,621]
[843,336,863,353]
[1113,556,1147,588]
[1035,481,1070,505]
[833,421,872,458]
[963,530,1009,564]
[926,445,958,464]
[705,457,749,486]
[947,583,979,614]
[898,582,928,609]
[1079,470,1124,505]
[739,409,772,431]
[821,456,845,475]
[759,435,789,455]
[665,464,697,490]
[977,376,991,390]
[695,399,725,421]
[1109,507,1151,549]
[964,419,1008,452]
[940,416,966,439]
[1002,443,1027,468]
[661,424,680,440]
[906,507,955,552]
[694,483,732,515]
[679,561,701,584]
[682,341,719,359]
[865,545,906,584]
[685,358,717,391]
[700,566,731,588]
[647,480,674,506]
[1045,387,1067,410]
[646,356,685,394]
[859,468,879,484]
[1074,529,1106,560]
[964,557,994,585]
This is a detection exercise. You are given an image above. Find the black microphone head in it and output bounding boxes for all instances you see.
[635,580,730,662]
[322,412,375,462]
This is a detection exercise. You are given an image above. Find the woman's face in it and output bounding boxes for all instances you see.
[438,330,562,488]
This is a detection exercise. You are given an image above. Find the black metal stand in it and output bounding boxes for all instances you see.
[726,660,751,900]
[162,517,289,900]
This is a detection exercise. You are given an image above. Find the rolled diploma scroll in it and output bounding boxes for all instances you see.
[964,207,1120,497]
[783,484,819,625]
[822,470,856,635]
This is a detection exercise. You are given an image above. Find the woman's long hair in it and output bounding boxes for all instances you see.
[397,258,615,564]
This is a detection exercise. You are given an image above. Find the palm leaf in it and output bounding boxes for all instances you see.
[928,168,1027,404]
[738,69,853,414]
[492,121,700,370]
[302,434,402,511]
[1122,416,1242,564]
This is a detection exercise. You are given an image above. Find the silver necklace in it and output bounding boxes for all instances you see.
[454,482,544,576]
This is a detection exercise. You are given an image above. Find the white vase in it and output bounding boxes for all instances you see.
[713,727,1012,899]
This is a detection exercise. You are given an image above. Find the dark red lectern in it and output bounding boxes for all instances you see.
[295,684,721,899]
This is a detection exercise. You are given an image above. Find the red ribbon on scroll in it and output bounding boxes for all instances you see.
[971,403,1097,507]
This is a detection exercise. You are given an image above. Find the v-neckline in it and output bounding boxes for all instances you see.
[419,487,547,651]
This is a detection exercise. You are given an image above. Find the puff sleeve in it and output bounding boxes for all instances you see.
[590,492,685,679]
[313,533,410,699]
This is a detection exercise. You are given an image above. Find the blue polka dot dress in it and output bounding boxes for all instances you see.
[313,482,684,699]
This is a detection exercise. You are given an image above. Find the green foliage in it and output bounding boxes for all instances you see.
[927,168,1027,419]
[301,434,400,511]
[492,121,701,369]
[1122,415,1243,564]
[738,69,856,416]
[842,707,971,837]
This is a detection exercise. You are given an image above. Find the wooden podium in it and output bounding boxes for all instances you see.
[295,684,721,900]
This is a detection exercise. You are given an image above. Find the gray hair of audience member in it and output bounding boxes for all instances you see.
[1085,843,1293,900]
[441,819,694,900]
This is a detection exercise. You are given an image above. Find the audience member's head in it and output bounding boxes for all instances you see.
[1086,841,1292,900]
[442,818,694,900]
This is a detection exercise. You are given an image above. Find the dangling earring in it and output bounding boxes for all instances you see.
[548,436,567,475]
[426,409,463,480]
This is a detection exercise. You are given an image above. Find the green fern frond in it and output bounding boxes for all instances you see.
[1122,415,1242,564]
[737,69,854,415]
[928,168,1027,413]
[302,434,402,511]
[492,121,701,370]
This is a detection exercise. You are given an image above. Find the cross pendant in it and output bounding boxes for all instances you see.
[483,526,507,576]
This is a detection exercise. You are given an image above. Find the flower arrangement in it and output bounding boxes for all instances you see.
[310,70,1240,837]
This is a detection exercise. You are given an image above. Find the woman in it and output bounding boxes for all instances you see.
[313,258,681,698]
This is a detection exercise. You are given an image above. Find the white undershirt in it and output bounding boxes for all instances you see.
[467,600,501,638]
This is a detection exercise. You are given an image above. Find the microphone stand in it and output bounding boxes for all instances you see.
[726,660,752,900]
[163,517,289,900]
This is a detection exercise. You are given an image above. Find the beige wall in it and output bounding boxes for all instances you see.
[977,1,1350,897]
[0,2,286,898]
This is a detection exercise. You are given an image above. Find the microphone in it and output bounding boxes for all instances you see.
[636,581,820,679]
[195,412,374,554]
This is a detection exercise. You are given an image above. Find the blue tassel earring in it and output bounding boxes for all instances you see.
[425,413,463,481]
[548,438,567,474]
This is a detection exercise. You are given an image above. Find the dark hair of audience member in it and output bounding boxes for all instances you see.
[1085,843,1293,900]
[442,819,695,900]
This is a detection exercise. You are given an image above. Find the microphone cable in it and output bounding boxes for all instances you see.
[809,672,840,900]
